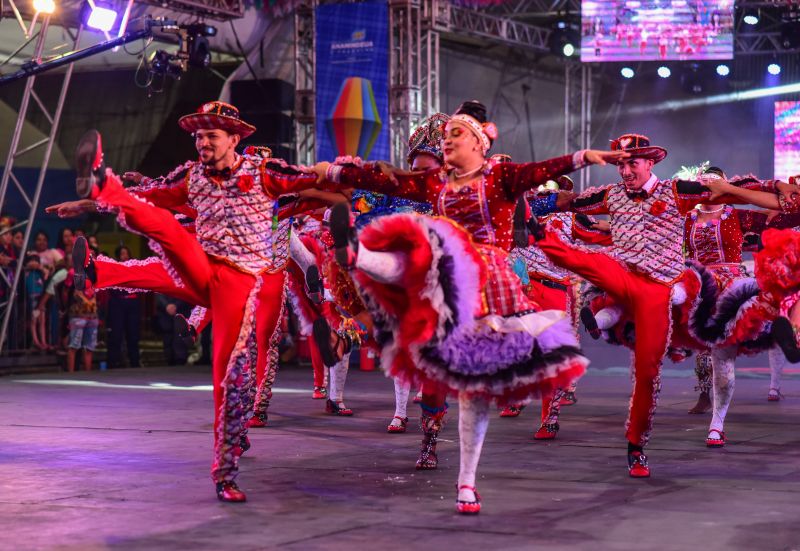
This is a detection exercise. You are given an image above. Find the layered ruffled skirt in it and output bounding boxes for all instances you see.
[351,213,588,405]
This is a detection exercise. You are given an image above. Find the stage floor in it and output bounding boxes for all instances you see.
[2,354,800,550]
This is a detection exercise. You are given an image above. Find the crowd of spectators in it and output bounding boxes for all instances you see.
[0,220,211,371]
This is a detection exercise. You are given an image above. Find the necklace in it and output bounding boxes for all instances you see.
[452,164,484,179]
[697,205,724,214]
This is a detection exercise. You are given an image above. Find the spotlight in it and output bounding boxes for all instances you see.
[87,5,117,32]
[768,63,781,75]
[716,64,730,76]
[549,20,579,58]
[742,9,759,25]
[562,43,575,57]
[621,67,635,79]
[657,66,671,78]
[32,0,55,14]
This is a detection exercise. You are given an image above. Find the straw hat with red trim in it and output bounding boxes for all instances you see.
[178,101,256,139]
[609,133,667,164]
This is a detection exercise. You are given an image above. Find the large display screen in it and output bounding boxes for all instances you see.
[775,101,800,181]
[581,0,734,62]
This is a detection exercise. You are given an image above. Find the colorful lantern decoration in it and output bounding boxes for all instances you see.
[325,77,382,159]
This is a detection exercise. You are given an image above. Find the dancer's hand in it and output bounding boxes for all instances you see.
[701,178,733,201]
[311,162,331,183]
[584,149,630,166]
[45,199,96,218]
[122,171,143,185]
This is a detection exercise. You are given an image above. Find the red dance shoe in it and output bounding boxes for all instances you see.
[706,429,726,448]
[560,391,577,406]
[387,416,408,433]
[325,399,353,416]
[246,413,267,428]
[627,451,651,478]
[455,485,481,515]
[74,129,105,198]
[499,405,525,418]
[767,388,783,402]
[533,422,559,440]
[312,386,328,400]
[216,481,247,503]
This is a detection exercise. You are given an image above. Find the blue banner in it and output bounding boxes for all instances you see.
[315,1,389,162]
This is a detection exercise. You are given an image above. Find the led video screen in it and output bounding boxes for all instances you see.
[581,0,734,62]
[775,101,800,181]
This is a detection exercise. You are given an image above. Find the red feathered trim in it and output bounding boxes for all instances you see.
[355,216,442,353]
[756,229,800,297]
[720,294,776,348]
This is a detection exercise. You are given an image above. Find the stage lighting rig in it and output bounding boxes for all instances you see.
[147,22,217,79]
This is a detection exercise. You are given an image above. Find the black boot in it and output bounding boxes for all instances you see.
[305,265,324,304]
[74,129,106,198]
[772,317,800,363]
[525,215,546,242]
[513,197,529,248]
[71,236,96,292]
[329,201,358,268]
[174,314,197,347]
[580,306,601,340]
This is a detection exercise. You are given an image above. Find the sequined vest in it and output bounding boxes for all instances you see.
[187,159,284,275]
[606,181,685,284]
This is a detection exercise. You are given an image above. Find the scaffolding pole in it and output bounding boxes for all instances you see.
[0,19,82,352]
[564,61,591,191]
[294,2,316,166]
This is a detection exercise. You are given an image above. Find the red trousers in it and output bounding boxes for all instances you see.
[538,232,672,446]
[98,179,286,482]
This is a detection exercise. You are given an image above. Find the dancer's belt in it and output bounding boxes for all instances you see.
[533,278,568,292]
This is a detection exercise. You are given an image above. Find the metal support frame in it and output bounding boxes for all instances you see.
[0,17,82,352]
[389,0,440,167]
[564,61,591,191]
[294,2,316,166]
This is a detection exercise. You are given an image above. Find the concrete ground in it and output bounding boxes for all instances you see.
[2,343,800,551]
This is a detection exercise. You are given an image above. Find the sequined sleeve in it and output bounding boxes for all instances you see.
[128,161,192,209]
[673,177,779,215]
[495,155,578,200]
[260,159,320,197]
[329,163,435,203]
[571,185,611,215]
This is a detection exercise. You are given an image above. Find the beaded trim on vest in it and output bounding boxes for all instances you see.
[606,181,684,284]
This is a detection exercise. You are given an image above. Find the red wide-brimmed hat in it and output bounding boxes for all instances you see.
[178,101,256,139]
[609,133,667,164]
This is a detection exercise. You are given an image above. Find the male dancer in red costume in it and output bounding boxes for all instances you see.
[526,133,786,477]
[70,101,326,502]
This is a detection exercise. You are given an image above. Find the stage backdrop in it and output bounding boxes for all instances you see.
[315,1,390,162]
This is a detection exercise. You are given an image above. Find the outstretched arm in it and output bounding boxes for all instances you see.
[46,199,97,218]
[498,150,629,200]
[313,161,435,203]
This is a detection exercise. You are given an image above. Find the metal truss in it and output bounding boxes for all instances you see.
[0,10,82,352]
[134,0,244,20]
[564,62,591,191]
[389,0,440,167]
[294,1,316,166]
[432,0,553,53]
